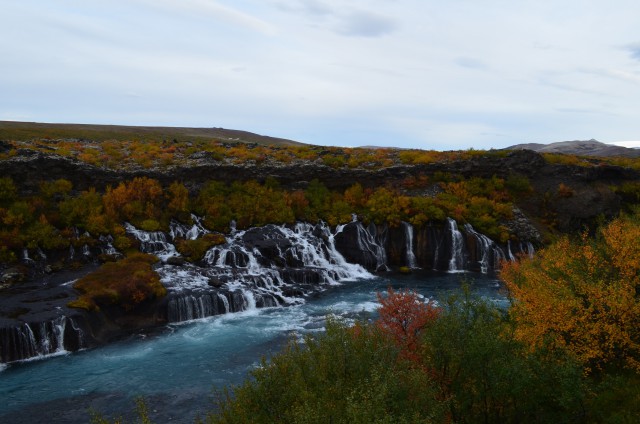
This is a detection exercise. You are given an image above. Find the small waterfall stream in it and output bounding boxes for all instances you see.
[447,218,465,272]
[463,224,506,274]
[402,222,418,269]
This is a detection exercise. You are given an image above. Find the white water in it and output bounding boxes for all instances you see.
[463,223,506,274]
[402,221,418,269]
[447,218,465,272]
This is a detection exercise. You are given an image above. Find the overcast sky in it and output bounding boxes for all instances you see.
[1,0,639,150]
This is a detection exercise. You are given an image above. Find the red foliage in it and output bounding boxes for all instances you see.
[376,288,439,359]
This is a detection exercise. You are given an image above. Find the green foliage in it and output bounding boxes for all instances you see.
[175,233,226,262]
[40,178,73,200]
[209,291,588,423]
[364,188,410,227]
[505,173,532,195]
[422,289,586,423]
[0,176,17,207]
[209,319,447,424]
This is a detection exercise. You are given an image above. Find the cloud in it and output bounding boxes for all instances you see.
[336,10,397,37]
[275,0,333,16]
[454,57,487,70]
[627,43,640,61]
[143,0,277,35]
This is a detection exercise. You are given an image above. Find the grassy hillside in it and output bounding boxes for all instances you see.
[0,120,303,146]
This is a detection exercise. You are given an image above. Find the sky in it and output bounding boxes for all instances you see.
[1,0,639,150]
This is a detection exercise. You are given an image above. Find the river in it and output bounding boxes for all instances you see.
[0,271,506,423]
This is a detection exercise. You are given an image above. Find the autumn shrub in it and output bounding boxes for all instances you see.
[420,289,586,423]
[209,318,447,424]
[501,214,640,374]
[175,233,226,262]
[376,287,439,359]
[69,253,166,311]
[209,288,587,424]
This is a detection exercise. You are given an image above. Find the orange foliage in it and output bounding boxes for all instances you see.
[103,177,164,223]
[501,215,640,373]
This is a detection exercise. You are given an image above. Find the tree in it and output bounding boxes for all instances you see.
[501,214,640,373]
[376,288,439,359]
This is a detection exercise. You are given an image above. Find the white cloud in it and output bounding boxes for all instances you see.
[1,0,640,148]
[336,10,397,38]
[141,0,278,35]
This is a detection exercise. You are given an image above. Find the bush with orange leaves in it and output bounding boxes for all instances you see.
[501,213,640,373]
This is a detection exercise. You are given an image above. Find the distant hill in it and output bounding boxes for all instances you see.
[0,121,304,146]
[507,139,640,158]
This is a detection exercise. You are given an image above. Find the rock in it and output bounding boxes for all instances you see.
[0,267,28,288]
[505,207,542,244]
[208,277,224,288]
[166,256,186,266]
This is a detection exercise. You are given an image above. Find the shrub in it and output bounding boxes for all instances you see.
[175,233,226,262]
[501,214,640,374]
[70,253,165,311]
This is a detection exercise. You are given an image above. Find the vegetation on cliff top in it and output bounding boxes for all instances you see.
[3,121,640,171]
[0,173,520,267]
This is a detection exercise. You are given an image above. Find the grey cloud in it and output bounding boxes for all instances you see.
[299,0,333,16]
[628,43,640,61]
[454,57,487,70]
[337,11,397,38]
[274,0,333,17]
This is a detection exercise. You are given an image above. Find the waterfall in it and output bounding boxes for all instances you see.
[463,224,506,274]
[125,223,177,260]
[447,218,465,272]
[99,235,118,256]
[507,240,535,261]
[169,215,209,241]
[402,221,418,269]
[525,242,535,258]
[22,249,33,264]
[507,240,516,261]
[156,222,374,324]
[0,316,84,363]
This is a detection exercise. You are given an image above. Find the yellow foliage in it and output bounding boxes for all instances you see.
[502,215,640,373]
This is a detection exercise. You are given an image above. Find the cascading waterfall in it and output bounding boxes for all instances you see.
[124,223,177,260]
[525,242,535,258]
[402,221,418,269]
[126,221,374,323]
[99,235,118,256]
[507,240,516,261]
[169,215,209,240]
[463,223,506,274]
[0,316,83,363]
[447,218,465,272]
[2,216,538,364]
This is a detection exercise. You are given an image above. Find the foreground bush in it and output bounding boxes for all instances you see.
[208,290,587,424]
[501,213,640,374]
[210,318,446,424]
